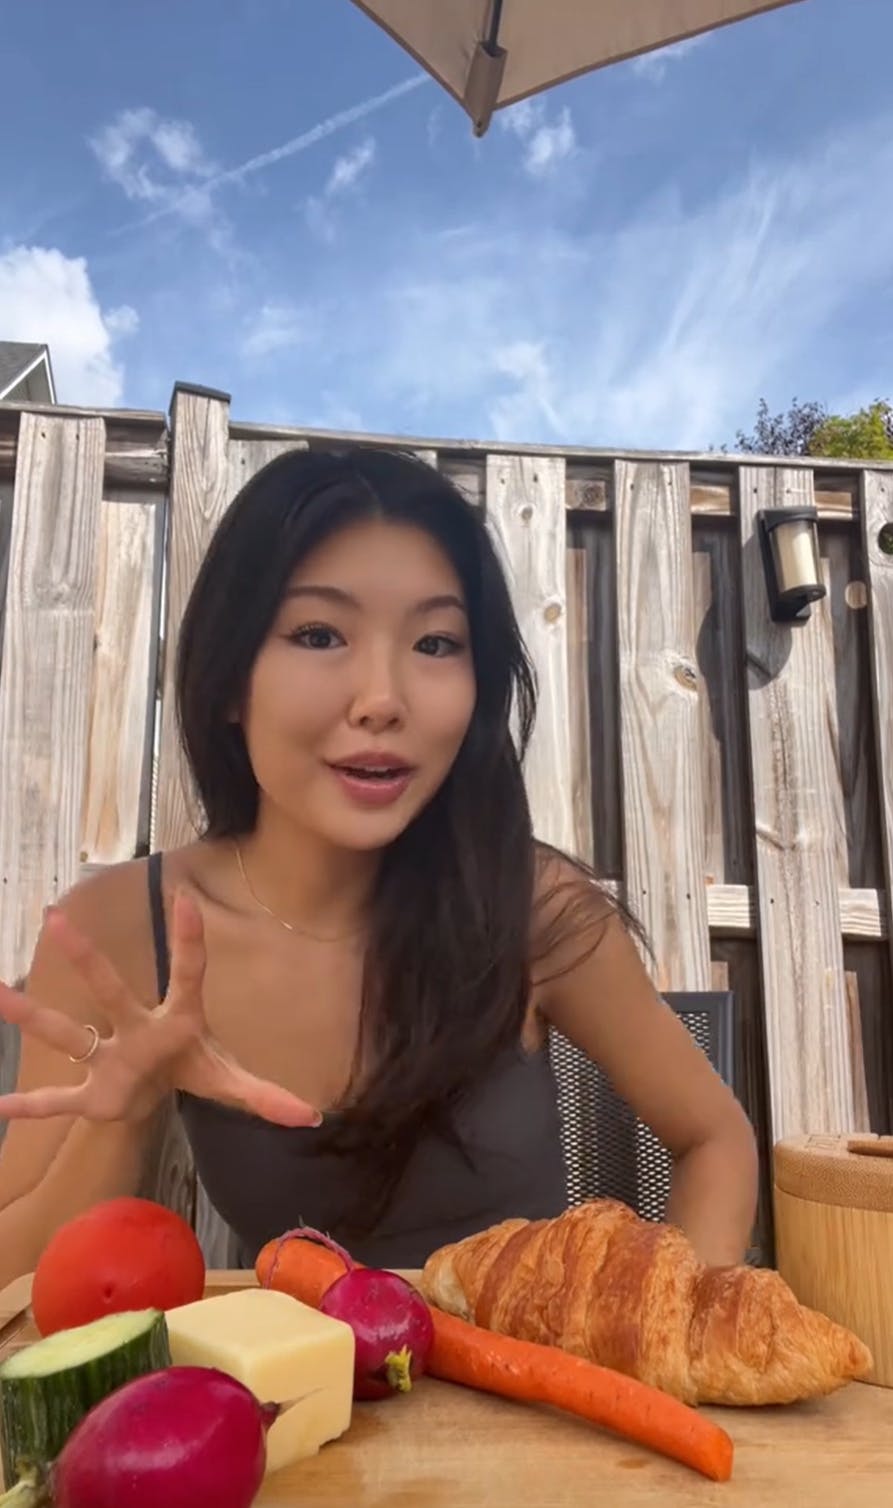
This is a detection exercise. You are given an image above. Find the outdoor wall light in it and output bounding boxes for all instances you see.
[757,507,827,623]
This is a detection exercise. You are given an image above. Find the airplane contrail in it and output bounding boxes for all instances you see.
[129,72,429,229]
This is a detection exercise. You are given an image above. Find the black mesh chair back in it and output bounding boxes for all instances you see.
[547,991,735,1223]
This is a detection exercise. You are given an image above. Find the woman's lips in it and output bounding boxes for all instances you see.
[327,764,416,808]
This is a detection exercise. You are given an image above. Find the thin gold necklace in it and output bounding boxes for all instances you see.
[233,841,362,944]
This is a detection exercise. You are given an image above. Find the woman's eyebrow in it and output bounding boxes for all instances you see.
[282,584,358,606]
[413,593,467,616]
[282,585,467,615]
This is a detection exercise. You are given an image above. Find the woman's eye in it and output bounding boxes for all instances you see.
[288,624,344,650]
[416,633,463,658]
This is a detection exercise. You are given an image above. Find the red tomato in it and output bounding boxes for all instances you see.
[31,1197,206,1336]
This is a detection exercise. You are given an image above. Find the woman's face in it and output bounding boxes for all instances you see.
[241,517,477,851]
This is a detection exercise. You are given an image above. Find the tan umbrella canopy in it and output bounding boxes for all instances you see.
[350,1,807,135]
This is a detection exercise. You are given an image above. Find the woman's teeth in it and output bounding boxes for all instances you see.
[342,766,402,780]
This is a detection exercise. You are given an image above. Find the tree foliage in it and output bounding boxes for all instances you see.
[809,401,893,461]
[734,397,827,456]
[734,397,893,460]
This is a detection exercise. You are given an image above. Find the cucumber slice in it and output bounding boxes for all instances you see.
[0,1308,170,1489]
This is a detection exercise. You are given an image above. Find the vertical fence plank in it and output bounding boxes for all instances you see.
[226,436,308,500]
[584,516,623,879]
[566,544,594,864]
[149,389,233,1262]
[738,467,860,1143]
[138,497,166,859]
[485,458,576,856]
[710,940,774,1263]
[137,1104,198,1230]
[861,471,893,1004]
[822,526,885,892]
[613,460,711,990]
[691,518,752,888]
[0,471,13,1123]
[0,414,105,982]
[844,941,893,1133]
[0,479,12,685]
[154,387,231,850]
[80,496,160,867]
[485,455,576,854]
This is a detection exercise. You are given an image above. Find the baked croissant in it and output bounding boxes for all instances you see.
[419,1198,872,1406]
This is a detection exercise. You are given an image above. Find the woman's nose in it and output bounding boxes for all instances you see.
[347,652,407,731]
[352,700,404,733]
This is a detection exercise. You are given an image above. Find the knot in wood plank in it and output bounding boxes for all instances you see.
[672,658,699,691]
[845,581,868,609]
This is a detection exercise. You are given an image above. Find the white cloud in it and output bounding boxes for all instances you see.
[325,109,893,450]
[491,341,565,434]
[89,107,216,205]
[0,245,137,405]
[426,105,443,151]
[326,138,376,196]
[524,109,576,176]
[127,75,425,233]
[151,119,212,176]
[89,106,234,253]
[241,302,309,359]
[104,304,140,338]
[498,98,576,176]
[305,137,377,242]
[499,99,541,140]
[631,34,709,82]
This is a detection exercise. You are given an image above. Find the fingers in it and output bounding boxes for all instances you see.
[0,1083,86,1120]
[166,890,207,1019]
[224,1064,323,1129]
[0,980,103,1063]
[42,908,144,1028]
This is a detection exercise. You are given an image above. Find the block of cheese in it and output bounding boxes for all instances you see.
[165,1286,355,1474]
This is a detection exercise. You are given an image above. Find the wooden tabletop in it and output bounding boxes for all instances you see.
[1,1271,891,1506]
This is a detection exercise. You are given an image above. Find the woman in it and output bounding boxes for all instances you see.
[0,446,757,1286]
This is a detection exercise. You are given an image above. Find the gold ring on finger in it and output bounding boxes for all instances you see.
[68,1023,101,1065]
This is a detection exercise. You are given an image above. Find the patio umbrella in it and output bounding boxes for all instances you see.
[349,1,808,135]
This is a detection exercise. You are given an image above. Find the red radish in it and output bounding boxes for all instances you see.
[262,1226,433,1400]
[43,1367,277,1508]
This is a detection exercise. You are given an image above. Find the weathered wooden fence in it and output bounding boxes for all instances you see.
[1,383,892,1264]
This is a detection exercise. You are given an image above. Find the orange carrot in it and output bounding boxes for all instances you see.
[428,1308,733,1483]
[255,1229,734,1483]
[256,1227,343,1305]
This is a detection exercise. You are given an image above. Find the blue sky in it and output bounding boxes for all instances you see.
[2,0,891,450]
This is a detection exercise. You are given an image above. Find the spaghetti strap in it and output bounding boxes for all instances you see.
[146,852,171,1001]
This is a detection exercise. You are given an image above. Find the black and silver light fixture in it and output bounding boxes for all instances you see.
[757,507,827,623]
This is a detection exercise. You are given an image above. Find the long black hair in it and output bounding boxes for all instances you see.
[175,445,636,1230]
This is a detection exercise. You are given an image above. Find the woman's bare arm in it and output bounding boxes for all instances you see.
[0,875,155,1286]
[537,871,758,1267]
[0,860,322,1289]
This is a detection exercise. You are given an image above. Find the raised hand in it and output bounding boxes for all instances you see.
[0,892,321,1129]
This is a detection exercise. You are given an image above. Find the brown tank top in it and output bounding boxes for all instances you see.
[148,854,569,1268]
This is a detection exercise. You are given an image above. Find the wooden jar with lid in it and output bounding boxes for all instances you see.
[773,1133,893,1388]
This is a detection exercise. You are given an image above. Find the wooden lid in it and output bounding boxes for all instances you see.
[773,1134,893,1212]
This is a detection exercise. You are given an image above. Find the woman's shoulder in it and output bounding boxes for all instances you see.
[529,842,645,977]
[531,843,620,930]
[56,845,202,925]
[44,843,211,997]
